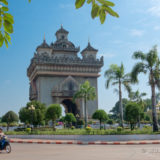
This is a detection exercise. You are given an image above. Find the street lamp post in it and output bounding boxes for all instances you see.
[75,114,80,128]
[28,105,35,129]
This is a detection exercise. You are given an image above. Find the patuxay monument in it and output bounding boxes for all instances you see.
[27,26,103,118]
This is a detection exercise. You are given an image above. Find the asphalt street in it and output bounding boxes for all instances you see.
[1,143,160,160]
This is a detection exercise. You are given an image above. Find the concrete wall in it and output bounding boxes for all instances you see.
[8,134,160,142]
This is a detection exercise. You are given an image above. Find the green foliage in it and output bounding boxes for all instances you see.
[85,126,92,133]
[0,122,7,127]
[2,110,19,131]
[73,81,96,102]
[73,80,96,127]
[19,101,46,126]
[65,113,76,125]
[125,102,140,130]
[92,110,108,122]
[0,0,14,47]
[110,98,129,120]
[46,104,62,128]
[75,0,119,24]
[131,45,160,132]
[105,63,131,127]
[2,111,18,124]
[77,119,85,125]
[107,119,114,125]
[92,109,108,129]
[117,127,122,132]
[25,128,31,134]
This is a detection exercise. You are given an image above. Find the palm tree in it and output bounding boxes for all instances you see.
[104,63,131,127]
[73,81,96,127]
[131,45,160,132]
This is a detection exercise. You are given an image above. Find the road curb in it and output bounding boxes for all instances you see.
[9,139,160,145]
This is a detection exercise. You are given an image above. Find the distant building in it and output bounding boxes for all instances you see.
[27,26,103,118]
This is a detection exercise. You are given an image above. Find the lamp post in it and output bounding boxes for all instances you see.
[75,114,80,128]
[28,105,35,129]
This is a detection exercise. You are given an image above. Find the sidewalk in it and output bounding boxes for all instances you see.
[9,138,160,145]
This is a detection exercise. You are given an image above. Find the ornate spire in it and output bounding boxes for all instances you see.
[81,41,98,53]
[43,33,46,43]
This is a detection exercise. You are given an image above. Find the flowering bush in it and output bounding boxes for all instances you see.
[25,128,31,134]
[85,126,92,133]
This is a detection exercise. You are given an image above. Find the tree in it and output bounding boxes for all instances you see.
[64,113,76,128]
[110,98,129,121]
[92,109,108,129]
[2,111,19,131]
[131,45,160,132]
[104,63,131,127]
[45,104,62,129]
[125,102,140,130]
[19,101,46,126]
[129,90,147,127]
[0,0,118,48]
[73,80,96,127]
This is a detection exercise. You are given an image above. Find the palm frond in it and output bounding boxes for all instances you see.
[131,62,147,83]
[132,51,146,60]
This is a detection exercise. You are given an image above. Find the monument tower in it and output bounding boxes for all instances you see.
[27,26,103,118]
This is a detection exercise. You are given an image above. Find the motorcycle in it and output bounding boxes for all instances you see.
[0,136,11,153]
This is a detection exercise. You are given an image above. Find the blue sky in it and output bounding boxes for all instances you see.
[0,0,160,116]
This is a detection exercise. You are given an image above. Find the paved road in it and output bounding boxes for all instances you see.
[1,144,160,160]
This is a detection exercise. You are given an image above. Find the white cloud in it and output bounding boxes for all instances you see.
[130,29,144,37]
[148,0,160,17]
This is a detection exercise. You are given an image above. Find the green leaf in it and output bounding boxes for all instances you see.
[0,16,2,28]
[99,8,106,24]
[4,13,14,24]
[0,0,8,5]
[97,0,115,7]
[28,0,31,2]
[0,31,4,47]
[87,0,92,4]
[4,31,11,43]
[102,5,119,17]
[4,37,8,48]
[91,3,99,18]
[4,19,13,33]
[75,0,85,9]
[2,6,8,11]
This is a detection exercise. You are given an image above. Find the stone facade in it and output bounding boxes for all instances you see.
[27,26,103,118]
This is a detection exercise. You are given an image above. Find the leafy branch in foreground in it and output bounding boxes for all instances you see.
[75,0,119,24]
[0,0,14,48]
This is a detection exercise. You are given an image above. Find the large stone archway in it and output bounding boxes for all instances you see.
[61,99,79,116]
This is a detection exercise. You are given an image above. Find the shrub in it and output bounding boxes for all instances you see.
[143,125,152,130]
[77,120,84,125]
[107,119,114,125]
[71,126,75,130]
[25,128,31,134]
[85,126,92,133]
[0,123,7,127]
[117,127,123,132]
[88,120,93,124]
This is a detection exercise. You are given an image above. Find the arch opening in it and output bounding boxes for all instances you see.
[61,99,79,116]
